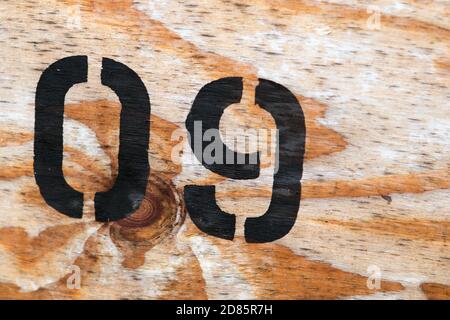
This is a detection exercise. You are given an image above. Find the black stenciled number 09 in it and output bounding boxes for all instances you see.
[34,56,305,243]
[34,56,150,221]
[185,78,306,243]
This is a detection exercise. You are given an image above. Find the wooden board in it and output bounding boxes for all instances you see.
[0,0,448,300]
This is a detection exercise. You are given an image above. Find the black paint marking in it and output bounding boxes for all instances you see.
[186,77,260,179]
[94,58,150,222]
[245,79,305,243]
[184,78,305,242]
[34,55,88,218]
[34,56,150,222]
[184,77,259,241]
[184,186,236,240]
[35,57,303,241]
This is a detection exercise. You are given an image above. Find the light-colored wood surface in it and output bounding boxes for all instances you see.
[0,0,448,299]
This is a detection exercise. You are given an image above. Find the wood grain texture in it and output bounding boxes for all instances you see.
[0,0,448,299]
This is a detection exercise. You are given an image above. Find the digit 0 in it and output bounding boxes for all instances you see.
[34,56,151,221]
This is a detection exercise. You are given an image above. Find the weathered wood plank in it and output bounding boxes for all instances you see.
[0,0,448,299]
